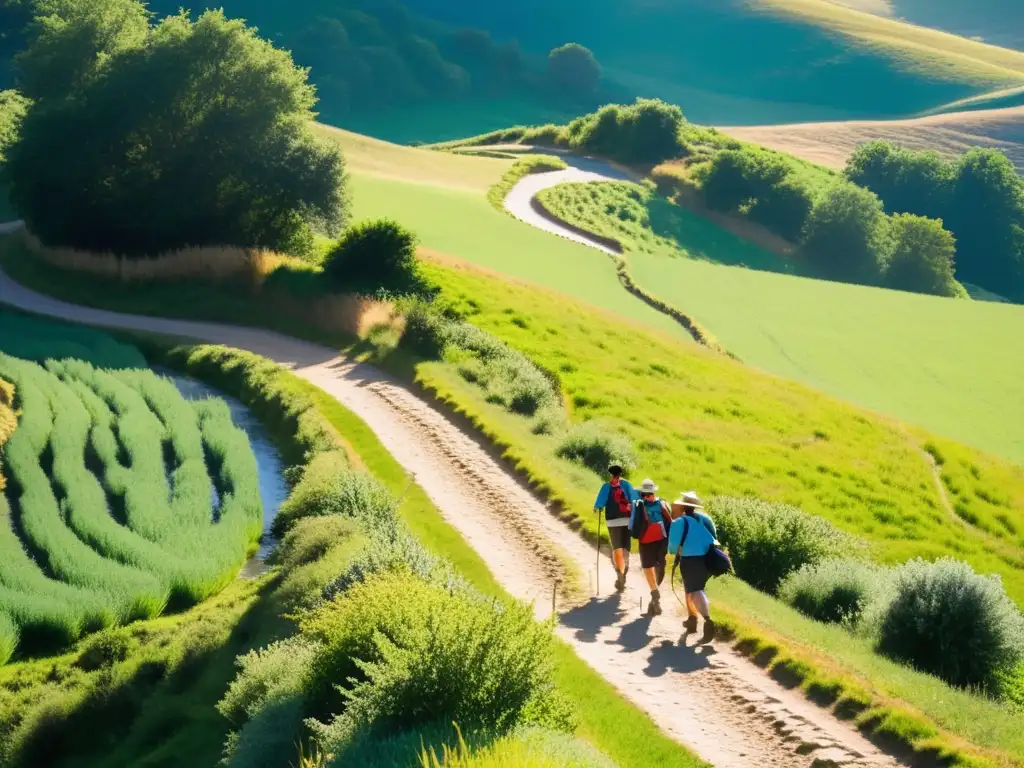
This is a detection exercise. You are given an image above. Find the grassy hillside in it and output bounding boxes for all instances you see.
[833,0,1024,51]
[723,106,1024,175]
[403,0,1024,126]
[323,129,1024,465]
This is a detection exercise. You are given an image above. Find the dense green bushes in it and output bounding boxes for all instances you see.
[554,422,638,477]
[778,559,892,627]
[707,496,859,594]
[878,558,1024,692]
[563,99,686,166]
[6,3,348,257]
[800,181,892,285]
[846,141,1024,300]
[272,450,396,536]
[322,218,425,294]
[399,299,563,424]
[886,213,960,297]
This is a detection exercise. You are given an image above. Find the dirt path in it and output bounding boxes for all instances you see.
[503,156,630,253]
[0,256,903,768]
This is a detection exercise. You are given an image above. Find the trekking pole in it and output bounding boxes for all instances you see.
[595,510,602,596]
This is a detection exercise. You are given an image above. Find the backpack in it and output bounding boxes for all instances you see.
[631,499,670,541]
[673,516,733,578]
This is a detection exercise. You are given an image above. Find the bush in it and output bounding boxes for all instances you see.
[547,43,600,94]
[323,219,422,293]
[707,497,860,594]
[219,636,321,725]
[877,558,1024,691]
[399,298,451,359]
[885,213,960,297]
[749,177,815,241]
[272,451,396,536]
[417,725,618,768]
[778,558,893,627]
[269,515,360,571]
[304,572,572,754]
[555,422,638,476]
[800,181,892,285]
[564,99,685,166]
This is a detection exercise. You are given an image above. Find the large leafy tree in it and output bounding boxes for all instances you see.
[886,213,959,298]
[6,6,348,256]
[945,149,1024,297]
[801,181,892,285]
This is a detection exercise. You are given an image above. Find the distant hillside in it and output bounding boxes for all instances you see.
[830,0,1023,50]
[403,0,1024,125]
[723,106,1024,174]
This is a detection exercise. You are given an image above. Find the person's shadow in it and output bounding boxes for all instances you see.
[612,615,655,653]
[645,637,716,678]
[559,594,626,643]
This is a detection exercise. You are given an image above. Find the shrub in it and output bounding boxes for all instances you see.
[272,452,396,537]
[222,692,307,768]
[270,516,361,570]
[877,558,1024,691]
[707,497,861,594]
[801,181,892,285]
[564,99,685,166]
[749,177,815,241]
[304,572,572,754]
[399,299,450,359]
[885,213,960,297]
[322,219,422,293]
[418,725,618,768]
[547,43,600,93]
[219,636,321,725]
[778,558,893,627]
[555,422,638,476]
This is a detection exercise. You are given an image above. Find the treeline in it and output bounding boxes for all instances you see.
[846,141,1024,301]
[0,0,348,257]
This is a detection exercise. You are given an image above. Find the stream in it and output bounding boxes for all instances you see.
[164,372,289,577]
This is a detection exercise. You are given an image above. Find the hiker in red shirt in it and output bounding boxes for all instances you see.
[630,479,674,616]
[593,464,638,592]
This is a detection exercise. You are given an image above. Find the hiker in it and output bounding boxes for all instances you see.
[668,491,718,643]
[593,464,638,592]
[630,479,674,616]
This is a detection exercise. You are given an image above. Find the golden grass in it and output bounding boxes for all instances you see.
[721,106,1024,174]
[0,379,14,492]
[313,123,513,194]
[755,0,1024,87]
[19,230,301,286]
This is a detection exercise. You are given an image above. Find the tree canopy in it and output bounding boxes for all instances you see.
[886,213,959,297]
[845,141,1024,300]
[5,4,348,256]
[801,181,891,285]
[548,42,600,94]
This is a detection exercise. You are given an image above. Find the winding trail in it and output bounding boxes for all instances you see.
[503,154,630,253]
[0,240,902,768]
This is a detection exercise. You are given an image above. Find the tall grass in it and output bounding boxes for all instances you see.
[0,350,265,657]
[0,613,16,666]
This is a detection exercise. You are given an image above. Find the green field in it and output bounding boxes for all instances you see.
[328,131,1024,465]
[0,312,262,660]
[534,179,1024,464]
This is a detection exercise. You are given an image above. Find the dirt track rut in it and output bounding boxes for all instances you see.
[0,252,903,768]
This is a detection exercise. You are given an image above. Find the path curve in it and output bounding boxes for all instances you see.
[0,255,902,768]
[503,155,629,253]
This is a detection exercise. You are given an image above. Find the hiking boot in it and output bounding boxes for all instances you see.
[683,615,698,634]
[614,571,627,592]
[700,618,716,644]
[647,591,662,617]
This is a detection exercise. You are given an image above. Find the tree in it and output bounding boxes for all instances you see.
[701,150,753,212]
[945,149,1024,297]
[845,140,954,220]
[322,218,421,293]
[750,177,815,242]
[801,182,892,284]
[548,42,600,94]
[564,99,684,166]
[5,8,348,256]
[15,0,150,102]
[886,214,959,297]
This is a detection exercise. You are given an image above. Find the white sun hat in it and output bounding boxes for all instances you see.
[638,479,659,495]
[676,490,703,509]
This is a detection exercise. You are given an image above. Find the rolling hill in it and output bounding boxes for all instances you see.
[831,0,1023,50]
[723,105,1024,174]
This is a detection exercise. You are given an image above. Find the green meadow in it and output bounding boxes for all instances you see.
[338,130,1024,466]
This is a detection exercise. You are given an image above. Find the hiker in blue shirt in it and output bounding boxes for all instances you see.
[593,464,638,592]
[668,491,718,643]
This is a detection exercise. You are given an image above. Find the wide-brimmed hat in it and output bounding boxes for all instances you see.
[674,490,703,510]
[638,479,658,495]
